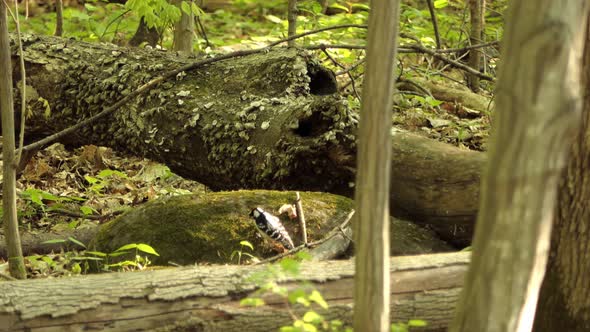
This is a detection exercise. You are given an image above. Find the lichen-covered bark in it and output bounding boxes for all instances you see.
[9,34,484,246]
[0,252,470,332]
[13,34,349,194]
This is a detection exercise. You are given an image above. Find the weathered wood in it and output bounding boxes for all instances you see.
[0,252,469,332]
[9,34,483,246]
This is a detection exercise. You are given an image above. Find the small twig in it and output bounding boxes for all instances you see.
[255,210,355,265]
[407,43,495,81]
[100,9,131,40]
[4,0,26,166]
[334,58,365,76]
[321,48,361,101]
[0,272,17,281]
[195,16,210,48]
[303,43,366,50]
[266,24,368,48]
[425,0,442,49]
[435,40,500,54]
[254,244,306,265]
[294,192,307,245]
[47,207,124,221]
[396,77,433,98]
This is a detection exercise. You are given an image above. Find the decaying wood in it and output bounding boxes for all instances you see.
[0,225,98,258]
[9,34,484,245]
[0,252,469,332]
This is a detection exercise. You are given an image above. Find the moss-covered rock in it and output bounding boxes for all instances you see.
[91,190,453,265]
[91,190,353,265]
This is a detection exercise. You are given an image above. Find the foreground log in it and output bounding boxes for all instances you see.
[9,34,483,245]
[0,252,469,331]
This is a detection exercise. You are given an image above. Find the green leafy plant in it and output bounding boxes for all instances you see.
[391,320,428,332]
[230,240,257,265]
[242,253,428,331]
[37,239,160,274]
[104,243,160,271]
[242,253,351,332]
[84,169,128,194]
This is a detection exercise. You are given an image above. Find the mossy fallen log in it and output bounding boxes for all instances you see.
[10,34,483,246]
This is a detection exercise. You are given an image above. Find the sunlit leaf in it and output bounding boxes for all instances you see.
[240,240,254,250]
[68,237,87,248]
[137,243,159,256]
[114,243,138,252]
[309,290,328,309]
[302,311,322,323]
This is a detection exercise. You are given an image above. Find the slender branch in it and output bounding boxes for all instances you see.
[408,43,495,81]
[100,9,131,40]
[435,40,499,53]
[47,207,124,221]
[425,0,442,49]
[321,48,361,101]
[294,192,307,244]
[255,210,355,265]
[0,271,17,281]
[266,24,368,48]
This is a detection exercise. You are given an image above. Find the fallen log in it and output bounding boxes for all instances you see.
[9,34,483,245]
[0,252,469,331]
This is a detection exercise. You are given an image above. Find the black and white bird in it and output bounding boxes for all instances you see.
[249,207,295,250]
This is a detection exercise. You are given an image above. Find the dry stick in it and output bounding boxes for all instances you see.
[47,207,124,221]
[3,1,26,166]
[255,210,355,265]
[435,40,499,53]
[408,43,495,81]
[0,271,17,281]
[321,48,361,101]
[295,192,307,245]
[425,0,442,49]
[19,24,369,154]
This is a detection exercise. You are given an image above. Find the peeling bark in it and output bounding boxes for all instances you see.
[0,252,469,332]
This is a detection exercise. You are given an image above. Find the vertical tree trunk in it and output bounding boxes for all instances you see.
[173,0,195,54]
[0,2,26,279]
[287,0,297,47]
[450,2,588,332]
[533,16,590,332]
[467,0,484,92]
[55,0,63,37]
[353,0,401,330]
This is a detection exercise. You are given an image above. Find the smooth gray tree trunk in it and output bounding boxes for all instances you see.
[353,0,401,330]
[450,2,589,332]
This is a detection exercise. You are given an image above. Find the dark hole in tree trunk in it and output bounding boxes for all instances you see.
[293,111,331,137]
[308,65,337,96]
